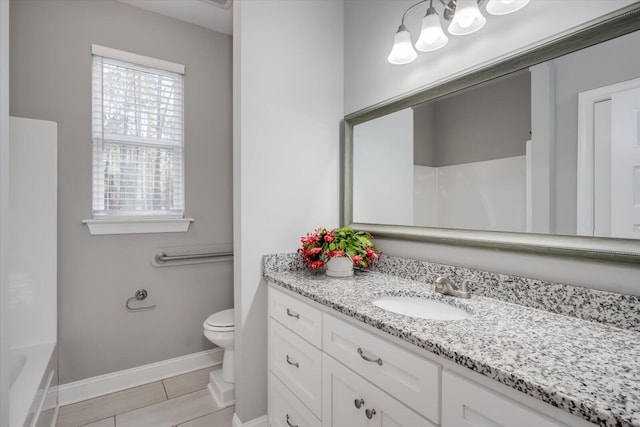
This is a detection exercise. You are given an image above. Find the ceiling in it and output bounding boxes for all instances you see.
[116,0,233,35]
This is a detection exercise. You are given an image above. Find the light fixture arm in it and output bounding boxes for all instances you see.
[438,0,456,20]
[398,0,492,24]
[399,0,431,26]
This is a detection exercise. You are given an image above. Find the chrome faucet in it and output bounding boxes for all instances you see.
[434,277,471,299]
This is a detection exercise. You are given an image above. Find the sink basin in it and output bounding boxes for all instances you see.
[372,296,471,321]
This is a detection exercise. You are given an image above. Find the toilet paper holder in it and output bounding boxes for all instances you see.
[126,289,157,312]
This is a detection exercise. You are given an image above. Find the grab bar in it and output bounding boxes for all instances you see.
[155,251,233,263]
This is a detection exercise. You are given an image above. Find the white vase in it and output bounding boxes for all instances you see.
[326,257,354,277]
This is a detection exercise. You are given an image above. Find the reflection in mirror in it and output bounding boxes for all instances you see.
[352,28,640,240]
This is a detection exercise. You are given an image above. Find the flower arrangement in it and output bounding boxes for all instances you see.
[298,226,381,270]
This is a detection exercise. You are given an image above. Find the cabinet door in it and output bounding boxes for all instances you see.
[442,371,565,427]
[323,354,435,427]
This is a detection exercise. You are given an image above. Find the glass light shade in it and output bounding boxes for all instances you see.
[486,0,529,15]
[415,9,449,52]
[448,0,486,36]
[387,26,418,65]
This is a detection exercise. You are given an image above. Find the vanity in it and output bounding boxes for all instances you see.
[264,254,640,427]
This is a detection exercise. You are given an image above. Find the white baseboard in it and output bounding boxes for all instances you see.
[233,413,269,427]
[57,348,223,405]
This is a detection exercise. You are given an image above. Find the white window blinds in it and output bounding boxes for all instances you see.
[92,46,185,217]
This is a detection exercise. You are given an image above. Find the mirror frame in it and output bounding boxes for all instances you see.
[343,4,640,264]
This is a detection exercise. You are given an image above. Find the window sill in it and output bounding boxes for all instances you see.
[82,218,194,235]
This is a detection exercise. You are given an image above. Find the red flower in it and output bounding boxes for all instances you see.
[366,248,380,259]
[352,255,363,265]
[327,249,344,258]
[306,247,322,256]
[324,232,334,243]
[309,260,325,270]
[301,233,319,247]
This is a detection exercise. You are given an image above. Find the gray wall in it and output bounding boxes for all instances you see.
[10,0,233,383]
[413,103,435,166]
[0,1,10,424]
[551,30,640,234]
[413,71,531,167]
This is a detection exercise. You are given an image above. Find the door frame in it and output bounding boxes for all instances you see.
[576,77,640,235]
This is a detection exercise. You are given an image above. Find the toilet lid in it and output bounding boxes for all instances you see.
[206,308,234,328]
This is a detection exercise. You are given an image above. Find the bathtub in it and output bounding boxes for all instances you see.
[8,117,59,427]
[9,343,57,427]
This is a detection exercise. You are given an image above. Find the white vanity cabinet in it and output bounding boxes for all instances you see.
[268,284,590,427]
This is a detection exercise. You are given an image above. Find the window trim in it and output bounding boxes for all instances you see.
[91,44,185,74]
[83,218,194,236]
[85,45,190,235]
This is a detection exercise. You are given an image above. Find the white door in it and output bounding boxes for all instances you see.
[593,99,612,237]
[577,78,640,237]
[611,87,640,239]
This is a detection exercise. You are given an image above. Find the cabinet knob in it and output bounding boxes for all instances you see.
[286,414,298,427]
[365,408,377,419]
[354,398,364,409]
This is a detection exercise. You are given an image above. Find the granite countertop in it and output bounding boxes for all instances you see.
[264,265,640,427]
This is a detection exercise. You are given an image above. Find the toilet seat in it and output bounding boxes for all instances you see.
[204,308,234,332]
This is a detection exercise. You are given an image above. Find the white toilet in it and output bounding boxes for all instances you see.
[203,308,235,406]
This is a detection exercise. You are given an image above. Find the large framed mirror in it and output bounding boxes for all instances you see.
[343,4,640,264]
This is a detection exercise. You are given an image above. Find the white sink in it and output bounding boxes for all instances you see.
[372,296,471,321]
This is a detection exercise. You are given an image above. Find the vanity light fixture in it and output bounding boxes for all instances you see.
[415,2,449,52]
[448,0,486,35]
[387,0,529,64]
[387,24,418,64]
[486,0,529,16]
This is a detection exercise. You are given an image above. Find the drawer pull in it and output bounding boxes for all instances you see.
[358,347,383,366]
[365,408,377,419]
[286,354,300,368]
[286,308,300,319]
[354,398,364,409]
[286,414,298,427]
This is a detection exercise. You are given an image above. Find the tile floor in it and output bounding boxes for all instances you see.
[56,367,234,427]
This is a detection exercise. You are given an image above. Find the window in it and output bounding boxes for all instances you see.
[91,45,185,220]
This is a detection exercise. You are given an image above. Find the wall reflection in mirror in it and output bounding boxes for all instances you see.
[353,29,640,240]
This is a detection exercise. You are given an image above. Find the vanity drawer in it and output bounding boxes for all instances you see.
[269,286,322,348]
[323,314,441,424]
[269,318,322,418]
[269,372,321,427]
[442,371,565,427]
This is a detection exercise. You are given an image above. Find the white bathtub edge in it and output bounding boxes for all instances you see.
[57,348,223,405]
[9,342,56,427]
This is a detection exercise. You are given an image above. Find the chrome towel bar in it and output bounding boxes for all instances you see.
[126,289,156,312]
